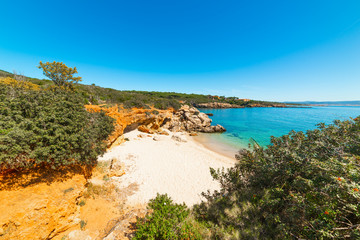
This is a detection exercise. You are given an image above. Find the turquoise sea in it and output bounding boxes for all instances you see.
[194,106,360,157]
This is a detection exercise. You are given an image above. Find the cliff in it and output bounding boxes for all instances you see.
[0,166,87,239]
[85,105,174,148]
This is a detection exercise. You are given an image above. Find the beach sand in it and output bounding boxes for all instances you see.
[98,130,236,206]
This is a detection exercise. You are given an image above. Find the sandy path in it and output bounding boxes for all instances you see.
[98,130,236,206]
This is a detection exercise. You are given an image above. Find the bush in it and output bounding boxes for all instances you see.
[0,84,114,171]
[134,194,203,240]
[195,118,360,239]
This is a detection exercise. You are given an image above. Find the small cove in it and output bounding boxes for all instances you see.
[195,106,360,156]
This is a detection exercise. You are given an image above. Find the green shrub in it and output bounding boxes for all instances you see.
[195,118,360,239]
[134,194,202,240]
[0,84,114,171]
[80,220,87,230]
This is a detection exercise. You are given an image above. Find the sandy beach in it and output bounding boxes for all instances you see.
[98,130,236,206]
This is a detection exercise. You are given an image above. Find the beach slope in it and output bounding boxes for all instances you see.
[98,130,236,206]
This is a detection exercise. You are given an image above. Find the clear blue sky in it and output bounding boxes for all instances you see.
[1,0,359,101]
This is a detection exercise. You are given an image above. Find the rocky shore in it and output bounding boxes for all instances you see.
[194,102,243,108]
[194,102,288,108]
[86,104,226,149]
[162,105,226,133]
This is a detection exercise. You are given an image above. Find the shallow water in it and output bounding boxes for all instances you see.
[195,106,360,155]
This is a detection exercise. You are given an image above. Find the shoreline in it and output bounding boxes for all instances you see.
[192,133,241,159]
[98,130,236,206]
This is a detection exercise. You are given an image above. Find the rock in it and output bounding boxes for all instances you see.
[162,105,226,134]
[68,230,92,240]
[0,227,4,236]
[158,130,169,135]
[0,169,87,240]
[215,124,226,132]
[189,132,198,136]
[85,104,174,148]
[138,125,154,134]
[189,107,200,114]
[171,134,187,143]
[206,113,214,116]
[153,136,165,141]
[203,126,215,133]
[194,102,244,108]
[181,105,190,111]
[198,112,212,126]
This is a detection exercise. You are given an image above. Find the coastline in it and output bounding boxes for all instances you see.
[98,130,236,206]
[192,133,241,159]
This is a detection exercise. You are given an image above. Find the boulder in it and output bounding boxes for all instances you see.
[153,136,166,141]
[162,105,226,133]
[138,125,154,134]
[171,133,187,143]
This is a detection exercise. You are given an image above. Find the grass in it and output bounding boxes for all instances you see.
[80,220,87,230]
[78,200,86,207]
[63,187,74,194]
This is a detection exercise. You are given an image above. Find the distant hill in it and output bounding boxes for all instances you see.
[285,101,360,106]
[0,68,287,109]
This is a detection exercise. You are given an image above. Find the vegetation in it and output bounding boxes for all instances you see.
[38,61,82,89]
[1,68,287,110]
[134,194,203,240]
[1,64,358,238]
[0,83,114,171]
[135,118,360,239]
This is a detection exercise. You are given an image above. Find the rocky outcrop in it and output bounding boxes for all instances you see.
[85,105,174,148]
[194,102,288,108]
[248,103,287,108]
[86,104,225,147]
[162,105,226,133]
[194,102,244,108]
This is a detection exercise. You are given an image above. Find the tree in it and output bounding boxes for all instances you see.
[38,61,82,88]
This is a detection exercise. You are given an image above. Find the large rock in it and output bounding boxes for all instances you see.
[171,133,187,142]
[162,105,226,133]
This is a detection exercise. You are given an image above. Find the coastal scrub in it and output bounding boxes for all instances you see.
[196,117,360,239]
[0,84,114,171]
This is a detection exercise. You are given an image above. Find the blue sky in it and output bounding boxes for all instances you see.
[0,0,359,101]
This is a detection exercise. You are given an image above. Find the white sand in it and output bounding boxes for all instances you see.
[98,130,236,206]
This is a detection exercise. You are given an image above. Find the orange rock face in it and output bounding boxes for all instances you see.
[0,168,86,240]
[0,166,132,239]
[85,105,174,148]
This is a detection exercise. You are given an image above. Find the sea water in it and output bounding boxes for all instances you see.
[194,106,360,157]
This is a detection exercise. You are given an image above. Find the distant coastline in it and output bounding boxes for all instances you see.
[285,100,360,107]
